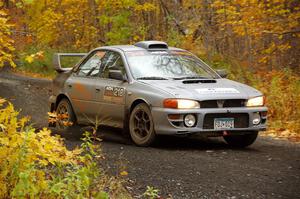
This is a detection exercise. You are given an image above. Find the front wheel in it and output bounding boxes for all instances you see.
[129,103,156,146]
[55,98,76,130]
[223,131,258,148]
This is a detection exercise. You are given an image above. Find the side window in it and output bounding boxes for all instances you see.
[101,51,126,79]
[77,51,106,77]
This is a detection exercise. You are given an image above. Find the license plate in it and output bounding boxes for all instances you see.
[214,118,234,129]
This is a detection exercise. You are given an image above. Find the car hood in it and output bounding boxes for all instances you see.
[139,78,262,100]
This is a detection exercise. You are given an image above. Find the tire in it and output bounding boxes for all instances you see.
[55,98,76,130]
[223,131,258,148]
[129,103,156,146]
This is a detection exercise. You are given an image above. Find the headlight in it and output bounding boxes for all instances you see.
[163,99,200,109]
[246,96,265,107]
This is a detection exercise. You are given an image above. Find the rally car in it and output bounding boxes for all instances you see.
[49,41,267,147]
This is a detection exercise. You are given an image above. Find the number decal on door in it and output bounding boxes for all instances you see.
[104,86,125,103]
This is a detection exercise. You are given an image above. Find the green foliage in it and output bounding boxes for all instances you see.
[16,46,57,77]
[104,11,133,45]
[166,28,184,47]
[143,186,159,199]
[16,45,85,78]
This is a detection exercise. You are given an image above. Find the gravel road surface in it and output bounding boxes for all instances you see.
[0,71,299,199]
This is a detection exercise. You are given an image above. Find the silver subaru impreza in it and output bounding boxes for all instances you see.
[49,41,267,147]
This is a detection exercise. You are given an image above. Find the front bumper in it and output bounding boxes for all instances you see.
[151,106,267,135]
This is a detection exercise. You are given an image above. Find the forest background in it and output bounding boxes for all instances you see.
[1,0,300,140]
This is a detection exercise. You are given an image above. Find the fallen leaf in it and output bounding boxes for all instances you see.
[120,171,128,176]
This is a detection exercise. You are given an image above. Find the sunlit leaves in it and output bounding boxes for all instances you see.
[0,99,81,197]
[47,111,73,127]
[212,0,300,66]
[120,171,128,176]
[0,98,129,198]
[0,6,15,68]
[24,0,156,49]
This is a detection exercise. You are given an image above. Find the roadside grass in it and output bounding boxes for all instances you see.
[16,47,57,78]
[0,98,132,198]
[12,68,55,79]
[15,46,84,79]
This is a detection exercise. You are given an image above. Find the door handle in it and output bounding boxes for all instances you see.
[95,88,101,92]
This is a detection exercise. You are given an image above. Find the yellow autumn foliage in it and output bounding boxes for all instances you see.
[227,66,300,141]
[0,5,15,67]
[255,70,300,138]
[0,98,131,198]
[25,51,44,63]
[24,0,156,49]
[0,99,80,198]
[211,0,300,67]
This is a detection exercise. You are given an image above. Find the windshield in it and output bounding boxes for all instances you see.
[125,50,219,80]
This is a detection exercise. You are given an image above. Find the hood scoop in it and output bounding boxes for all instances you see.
[182,79,217,84]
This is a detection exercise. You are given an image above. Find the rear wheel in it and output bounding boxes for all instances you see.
[129,103,156,146]
[55,99,76,130]
[223,131,258,148]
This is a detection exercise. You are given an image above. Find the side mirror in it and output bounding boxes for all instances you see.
[53,54,67,73]
[216,69,228,78]
[109,70,126,81]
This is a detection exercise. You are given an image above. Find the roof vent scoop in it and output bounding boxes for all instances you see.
[134,41,168,50]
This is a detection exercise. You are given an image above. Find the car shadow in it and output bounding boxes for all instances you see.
[153,135,227,150]
[154,135,260,153]
[96,127,260,152]
[49,125,132,145]
[50,126,260,152]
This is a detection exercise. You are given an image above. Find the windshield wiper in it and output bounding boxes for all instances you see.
[173,76,209,80]
[137,76,169,80]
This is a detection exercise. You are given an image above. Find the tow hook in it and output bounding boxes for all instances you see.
[223,131,229,136]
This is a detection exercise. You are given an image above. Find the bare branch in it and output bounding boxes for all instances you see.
[262,29,300,35]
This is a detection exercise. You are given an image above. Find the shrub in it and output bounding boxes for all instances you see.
[16,46,57,77]
[0,98,130,198]
[0,6,15,68]
[15,45,86,78]
[254,70,300,140]
[204,54,300,140]
[231,68,300,139]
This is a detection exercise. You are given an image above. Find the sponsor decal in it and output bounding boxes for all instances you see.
[195,88,240,94]
[103,86,125,104]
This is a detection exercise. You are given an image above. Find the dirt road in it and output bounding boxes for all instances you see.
[0,71,299,199]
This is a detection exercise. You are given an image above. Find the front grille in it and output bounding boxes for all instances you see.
[201,99,245,108]
[203,113,249,129]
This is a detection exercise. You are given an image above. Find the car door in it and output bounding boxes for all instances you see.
[66,50,106,124]
[94,51,127,128]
